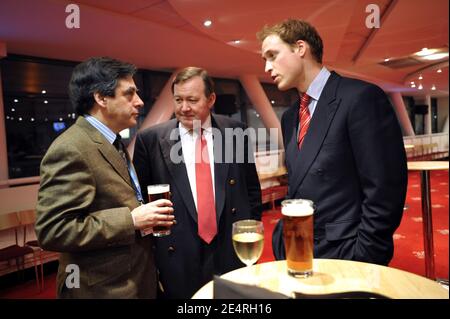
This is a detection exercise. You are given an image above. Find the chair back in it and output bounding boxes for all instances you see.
[17,210,36,225]
[0,212,21,231]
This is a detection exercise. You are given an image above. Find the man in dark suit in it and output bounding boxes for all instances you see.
[35,57,174,298]
[133,67,262,298]
[257,19,407,265]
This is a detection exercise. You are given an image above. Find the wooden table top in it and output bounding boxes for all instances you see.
[192,259,449,299]
[407,161,449,171]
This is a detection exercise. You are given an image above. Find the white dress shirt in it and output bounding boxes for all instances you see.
[179,115,216,211]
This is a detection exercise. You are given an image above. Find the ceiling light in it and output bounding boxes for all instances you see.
[437,69,442,73]
[418,84,423,90]
[11,108,15,112]
[415,48,437,57]
[13,99,18,103]
[271,100,275,104]
[59,118,63,121]
[422,52,449,61]
[411,83,416,88]
[418,75,423,80]
[431,85,436,90]
[6,116,9,120]
[44,100,48,104]
[31,118,35,122]
[45,118,48,122]
[18,117,22,121]
[233,40,241,44]
[410,81,415,85]
[203,20,212,27]
[42,90,46,94]
[384,58,390,62]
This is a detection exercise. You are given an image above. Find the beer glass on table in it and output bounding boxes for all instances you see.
[232,219,264,284]
[282,199,314,278]
[147,184,172,237]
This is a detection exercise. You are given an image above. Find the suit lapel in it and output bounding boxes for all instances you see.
[76,117,132,187]
[289,72,341,195]
[159,122,198,222]
[211,114,230,221]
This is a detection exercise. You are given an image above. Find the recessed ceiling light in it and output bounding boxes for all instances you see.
[271,100,275,104]
[203,20,212,27]
[437,69,442,73]
[44,100,48,104]
[59,118,63,121]
[411,83,416,88]
[418,84,423,90]
[384,58,390,62]
[6,116,9,120]
[422,52,449,61]
[45,118,48,122]
[18,117,22,121]
[415,48,437,57]
[233,40,241,44]
[11,108,15,112]
[410,81,415,85]
[13,99,18,103]
[418,75,423,80]
[42,90,46,94]
[431,85,436,90]
[31,118,35,122]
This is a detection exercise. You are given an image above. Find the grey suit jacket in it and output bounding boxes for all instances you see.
[35,117,157,298]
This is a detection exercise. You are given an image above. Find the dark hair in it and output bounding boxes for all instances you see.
[69,57,137,115]
[256,19,323,63]
[171,67,215,97]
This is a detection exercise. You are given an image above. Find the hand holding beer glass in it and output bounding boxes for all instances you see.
[147,184,173,237]
[282,199,314,277]
[232,220,264,283]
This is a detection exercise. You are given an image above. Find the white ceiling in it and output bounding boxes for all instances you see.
[0,0,448,96]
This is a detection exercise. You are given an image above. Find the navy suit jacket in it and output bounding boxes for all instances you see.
[133,114,262,298]
[273,71,407,265]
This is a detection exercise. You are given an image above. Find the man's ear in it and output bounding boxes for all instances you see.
[94,92,107,108]
[207,92,216,110]
[294,40,307,57]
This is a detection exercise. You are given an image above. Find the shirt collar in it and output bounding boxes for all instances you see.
[306,67,331,102]
[84,114,117,144]
[179,114,212,137]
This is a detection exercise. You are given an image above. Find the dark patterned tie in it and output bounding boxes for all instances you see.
[113,134,128,165]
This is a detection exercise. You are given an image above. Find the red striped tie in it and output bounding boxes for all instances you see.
[195,129,217,244]
[298,93,311,149]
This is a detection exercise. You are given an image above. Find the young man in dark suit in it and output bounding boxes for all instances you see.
[258,19,407,265]
[133,67,262,298]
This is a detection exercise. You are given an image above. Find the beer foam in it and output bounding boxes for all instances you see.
[147,184,170,194]
[282,203,313,217]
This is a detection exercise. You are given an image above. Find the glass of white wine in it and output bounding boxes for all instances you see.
[232,219,264,285]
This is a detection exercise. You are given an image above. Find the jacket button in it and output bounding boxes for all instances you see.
[229,179,236,185]
[231,208,237,214]
[168,246,175,252]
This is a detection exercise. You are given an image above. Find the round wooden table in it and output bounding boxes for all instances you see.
[407,161,449,279]
[192,259,448,299]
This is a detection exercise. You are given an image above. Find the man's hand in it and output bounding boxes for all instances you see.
[131,199,175,231]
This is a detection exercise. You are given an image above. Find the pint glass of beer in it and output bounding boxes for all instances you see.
[281,199,314,277]
[147,184,171,237]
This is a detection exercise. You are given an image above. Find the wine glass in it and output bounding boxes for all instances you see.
[232,219,264,284]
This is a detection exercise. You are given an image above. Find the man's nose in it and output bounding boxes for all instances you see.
[181,101,191,111]
[135,94,144,108]
[265,60,273,73]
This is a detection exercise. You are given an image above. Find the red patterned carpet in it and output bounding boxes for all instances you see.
[0,171,448,298]
[260,170,449,280]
